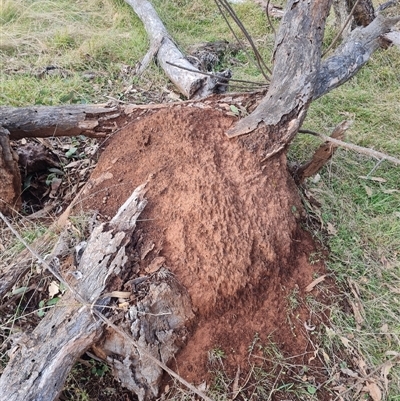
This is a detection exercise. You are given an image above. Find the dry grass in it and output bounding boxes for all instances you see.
[1,0,400,400]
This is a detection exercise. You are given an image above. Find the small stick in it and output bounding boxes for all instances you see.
[299,129,400,165]
[166,61,268,86]
[322,0,363,57]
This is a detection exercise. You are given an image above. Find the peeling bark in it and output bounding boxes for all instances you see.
[0,185,148,401]
[0,127,21,214]
[227,0,333,159]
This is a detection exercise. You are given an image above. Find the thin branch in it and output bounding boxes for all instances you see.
[265,0,277,40]
[214,0,272,80]
[377,0,399,12]
[299,129,400,165]
[213,0,262,79]
[322,0,363,57]
[218,0,272,76]
[0,210,215,401]
[166,61,269,86]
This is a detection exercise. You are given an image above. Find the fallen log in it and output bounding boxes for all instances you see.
[125,0,226,98]
[0,185,148,400]
[0,92,263,141]
[0,184,198,401]
[1,104,122,140]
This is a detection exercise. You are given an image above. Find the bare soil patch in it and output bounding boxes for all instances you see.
[79,104,330,391]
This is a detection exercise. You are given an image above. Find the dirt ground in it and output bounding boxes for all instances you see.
[79,104,331,394]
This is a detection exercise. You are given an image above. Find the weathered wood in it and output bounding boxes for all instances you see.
[226,1,399,162]
[0,127,21,213]
[314,14,400,99]
[0,185,148,401]
[295,120,351,183]
[1,92,263,142]
[1,104,122,140]
[226,0,333,159]
[125,0,221,99]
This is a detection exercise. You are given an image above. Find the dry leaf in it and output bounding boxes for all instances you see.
[48,281,60,298]
[355,356,368,376]
[305,275,326,292]
[327,222,337,235]
[348,279,365,329]
[108,291,131,299]
[326,327,336,338]
[364,381,382,401]
[321,349,331,364]
[340,336,352,348]
[145,256,165,273]
[349,300,364,328]
[308,348,318,363]
[340,367,359,378]
[232,365,241,399]
[365,185,373,197]
[381,361,394,393]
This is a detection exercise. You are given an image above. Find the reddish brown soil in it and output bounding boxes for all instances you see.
[79,104,329,389]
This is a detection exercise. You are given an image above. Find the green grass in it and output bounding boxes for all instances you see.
[1,0,400,400]
[290,43,400,400]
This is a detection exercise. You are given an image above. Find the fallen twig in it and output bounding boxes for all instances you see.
[322,0,362,57]
[0,198,214,401]
[299,128,400,166]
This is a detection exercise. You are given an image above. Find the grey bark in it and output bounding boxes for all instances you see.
[1,104,121,140]
[314,14,400,99]
[227,1,399,162]
[0,183,195,401]
[0,185,148,401]
[226,0,334,161]
[125,0,220,98]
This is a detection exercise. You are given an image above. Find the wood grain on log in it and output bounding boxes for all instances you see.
[1,104,121,140]
[0,185,147,401]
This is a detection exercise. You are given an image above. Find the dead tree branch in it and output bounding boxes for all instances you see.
[314,14,400,99]
[125,0,221,98]
[295,120,352,183]
[0,184,212,401]
[299,128,400,166]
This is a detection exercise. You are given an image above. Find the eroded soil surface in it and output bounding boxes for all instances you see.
[79,104,331,395]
